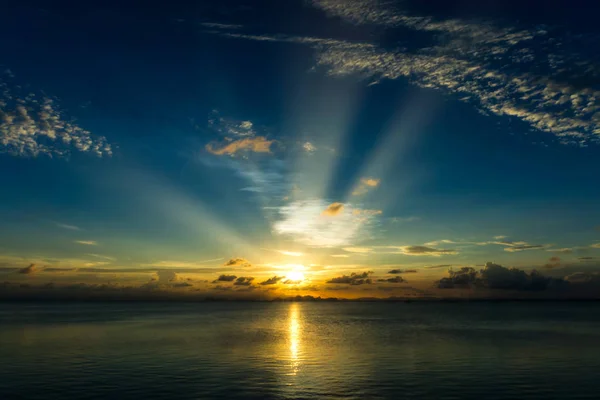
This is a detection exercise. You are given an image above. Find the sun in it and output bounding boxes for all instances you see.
[286,270,305,282]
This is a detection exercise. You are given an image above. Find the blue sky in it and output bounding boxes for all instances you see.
[1,0,599,299]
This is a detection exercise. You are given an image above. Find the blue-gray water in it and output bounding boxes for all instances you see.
[1,302,599,399]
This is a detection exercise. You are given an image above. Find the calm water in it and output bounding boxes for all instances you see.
[1,302,599,399]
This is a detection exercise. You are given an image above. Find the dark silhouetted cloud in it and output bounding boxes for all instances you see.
[260,276,285,285]
[18,264,37,274]
[377,276,406,283]
[224,258,251,267]
[234,276,255,286]
[438,262,567,291]
[388,269,417,274]
[327,271,372,285]
[213,274,237,283]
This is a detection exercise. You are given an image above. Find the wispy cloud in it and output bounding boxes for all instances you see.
[393,245,458,256]
[342,247,373,253]
[215,2,600,145]
[56,223,80,231]
[74,240,97,246]
[352,177,381,196]
[199,22,243,30]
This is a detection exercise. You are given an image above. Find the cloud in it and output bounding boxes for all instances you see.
[200,22,243,30]
[156,270,179,283]
[424,264,453,269]
[218,2,599,146]
[56,223,80,231]
[390,216,420,223]
[352,209,382,217]
[271,199,381,247]
[224,258,251,267]
[547,248,573,254]
[343,247,373,253]
[234,276,255,286]
[18,264,37,274]
[591,243,600,249]
[377,276,406,283]
[86,254,116,262]
[578,257,597,261]
[309,1,599,145]
[423,239,456,246]
[326,271,372,285]
[206,136,275,156]
[276,250,303,257]
[487,240,547,252]
[544,256,562,269]
[388,269,417,274]
[330,254,350,258]
[352,177,381,196]
[565,272,600,284]
[438,262,567,290]
[494,236,507,240]
[74,240,97,246]
[0,75,113,157]
[213,274,237,283]
[302,141,317,153]
[396,245,457,256]
[260,276,285,285]
[322,202,344,216]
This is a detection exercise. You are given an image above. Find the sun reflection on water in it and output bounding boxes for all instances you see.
[288,303,302,376]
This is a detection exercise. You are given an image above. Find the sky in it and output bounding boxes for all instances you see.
[1,0,599,300]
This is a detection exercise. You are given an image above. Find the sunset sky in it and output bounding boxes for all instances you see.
[1,0,599,300]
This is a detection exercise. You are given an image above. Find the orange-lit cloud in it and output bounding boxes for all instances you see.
[321,202,344,216]
[352,177,380,196]
[206,136,274,155]
[74,240,97,246]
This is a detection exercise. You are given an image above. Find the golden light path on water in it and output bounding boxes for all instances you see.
[288,303,301,376]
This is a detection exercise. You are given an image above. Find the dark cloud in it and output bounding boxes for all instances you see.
[18,264,37,274]
[377,276,407,283]
[213,274,237,283]
[565,272,600,284]
[224,258,251,267]
[234,276,254,286]
[156,270,178,283]
[172,282,193,288]
[388,269,417,274]
[544,256,562,269]
[424,264,453,269]
[438,262,567,291]
[260,276,285,285]
[326,271,372,285]
[578,257,597,261]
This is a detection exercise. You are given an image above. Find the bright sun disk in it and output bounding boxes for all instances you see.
[286,270,305,282]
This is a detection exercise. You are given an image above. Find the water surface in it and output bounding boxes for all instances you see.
[1,302,599,399]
